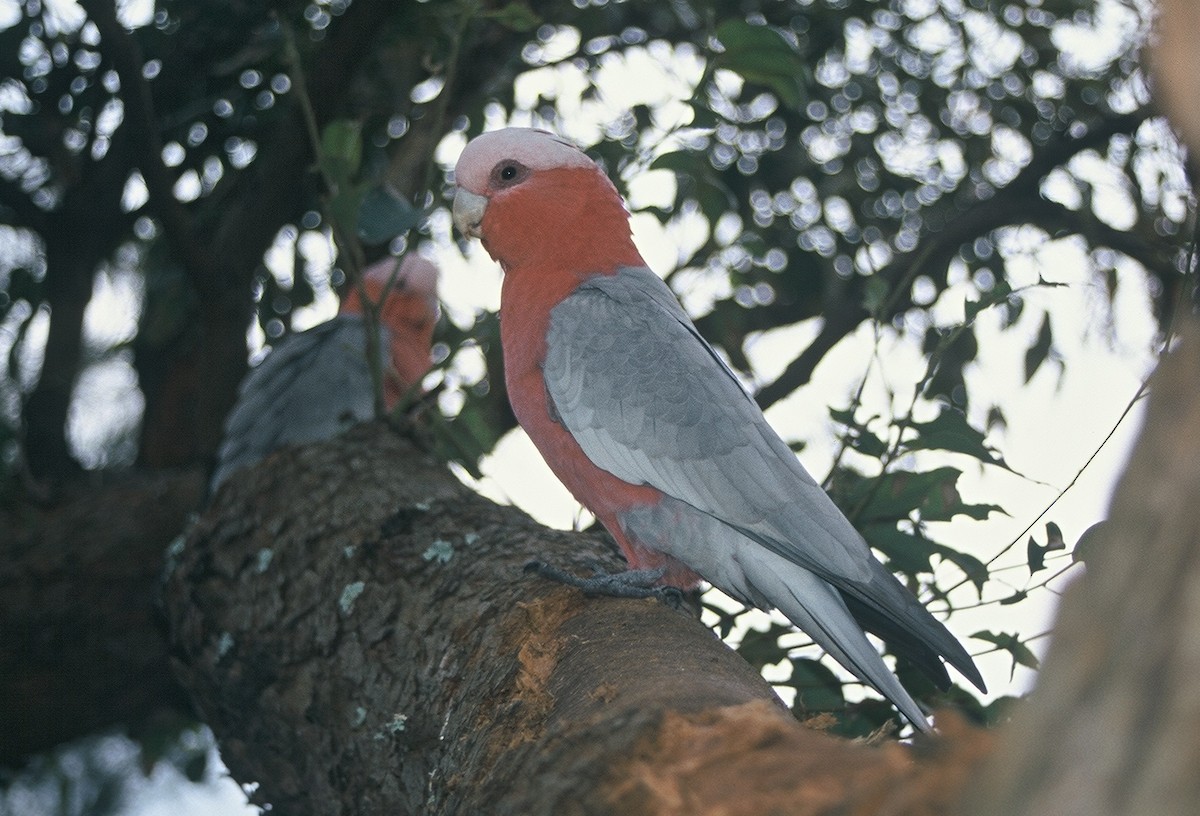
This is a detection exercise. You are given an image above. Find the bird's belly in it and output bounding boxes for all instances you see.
[507,361,654,513]
[505,362,701,587]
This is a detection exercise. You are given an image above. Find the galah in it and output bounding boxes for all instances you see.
[210,254,438,491]
[452,127,984,730]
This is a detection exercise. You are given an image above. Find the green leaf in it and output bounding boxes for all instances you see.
[735,622,792,670]
[863,525,936,575]
[921,326,978,408]
[319,119,363,184]
[972,630,1040,679]
[701,599,741,639]
[827,407,855,425]
[1024,313,1053,382]
[713,20,808,110]
[482,2,541,32]
[357,186,424,244]
[695,180,735,224]
[328,181,368,238]
[1028,522,1066,574]
[1044,521,1065,551]
[852,466,999,525]
[862,276,890,315]
[829,406,889,459]
[905,405,1012,471]
[433,401,501,479]
[930,543,989,592]
[854,465,955,523]
[964,277,1013,324]
[649,151,706,174]
[861,525,989,589]
[788,657,846,717]
[1027,535,1047,574]
[651,150,736,222]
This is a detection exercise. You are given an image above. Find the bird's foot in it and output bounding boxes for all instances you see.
[524,561,684,608]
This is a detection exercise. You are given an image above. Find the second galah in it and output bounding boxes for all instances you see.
[452,127,984,730]
[211,254,437,491]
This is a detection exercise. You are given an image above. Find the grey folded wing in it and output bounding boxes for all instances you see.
[543,266,875,582]
[210,315,384,491]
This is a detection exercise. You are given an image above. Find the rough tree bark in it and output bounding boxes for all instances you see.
[162,423,992,815]
[961,10,1200,813]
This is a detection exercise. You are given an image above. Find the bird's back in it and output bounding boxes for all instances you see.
[209,315,384,492]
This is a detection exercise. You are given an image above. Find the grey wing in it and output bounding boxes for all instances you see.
[210,315,382,491]
[544,267,983,691]
[544,267,876,582]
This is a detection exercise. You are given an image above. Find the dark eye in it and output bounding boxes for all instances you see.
[491,161,527,187]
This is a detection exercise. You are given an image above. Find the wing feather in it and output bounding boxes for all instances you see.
[210,315,384,491]
[545,267,868,577]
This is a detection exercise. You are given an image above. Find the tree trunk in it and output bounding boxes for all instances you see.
[22,241,94,480]
[969,320,1200,816]
[22,122,135,481]
[162,424,991,815]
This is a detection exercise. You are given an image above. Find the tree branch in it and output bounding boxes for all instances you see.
[13,316,1200,810]
[78,0,213,294]
[754,109,1154,410]
[22,109,137,480]
[754,303,866,410]
[164,424,992,814]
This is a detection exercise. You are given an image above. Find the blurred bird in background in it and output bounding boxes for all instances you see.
[209,254,437,492]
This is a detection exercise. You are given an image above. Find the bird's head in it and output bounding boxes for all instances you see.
[343,254,439,400]
[452,128,639,274]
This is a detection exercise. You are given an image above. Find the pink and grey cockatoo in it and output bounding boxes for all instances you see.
[210,254,438,491]
[451,127,984,730]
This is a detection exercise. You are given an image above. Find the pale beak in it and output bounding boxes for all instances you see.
[452,188,487,240]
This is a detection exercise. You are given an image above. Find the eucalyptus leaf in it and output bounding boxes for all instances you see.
[973,630,1040,679]
[358,187,424,244]
[714,20,808,109]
